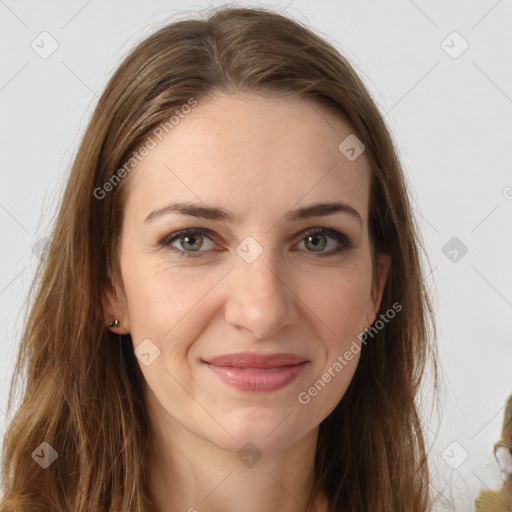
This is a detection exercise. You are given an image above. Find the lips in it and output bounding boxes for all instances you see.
[202,352,309,392]
[204,352,307,369]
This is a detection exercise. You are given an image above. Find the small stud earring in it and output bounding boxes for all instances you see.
[108,319,120,328]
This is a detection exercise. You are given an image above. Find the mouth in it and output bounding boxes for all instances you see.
[201,352,309,392]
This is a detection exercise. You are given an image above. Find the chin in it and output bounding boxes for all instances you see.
[207,410,315,454]
[215,430,307,457]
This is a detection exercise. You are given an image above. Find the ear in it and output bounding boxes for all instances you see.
[102,271,130,334]
[364,252,391,328]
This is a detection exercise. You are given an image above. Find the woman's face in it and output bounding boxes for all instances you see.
[105,91,390,454]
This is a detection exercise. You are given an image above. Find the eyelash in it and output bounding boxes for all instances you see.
[157,227,353,259]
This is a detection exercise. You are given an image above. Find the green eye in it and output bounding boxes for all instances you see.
[160,227,352,258]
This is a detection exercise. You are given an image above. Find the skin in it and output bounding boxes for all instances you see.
[103,91,390,512]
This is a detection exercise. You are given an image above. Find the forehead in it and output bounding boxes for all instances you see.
[123,91,371,226]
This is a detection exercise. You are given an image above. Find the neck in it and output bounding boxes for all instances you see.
[145,410,328,512]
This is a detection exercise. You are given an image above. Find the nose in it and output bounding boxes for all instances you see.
[224,250,299,340]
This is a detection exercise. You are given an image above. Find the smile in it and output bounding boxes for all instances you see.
[202,352,309,392]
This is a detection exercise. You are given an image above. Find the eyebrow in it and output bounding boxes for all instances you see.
[144,200,362,226]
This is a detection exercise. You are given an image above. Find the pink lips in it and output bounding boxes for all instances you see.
[202,352,308,392]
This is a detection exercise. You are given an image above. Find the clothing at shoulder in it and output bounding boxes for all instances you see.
[475,488,512,512]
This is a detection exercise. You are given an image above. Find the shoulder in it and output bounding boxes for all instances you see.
[475,488,511,512]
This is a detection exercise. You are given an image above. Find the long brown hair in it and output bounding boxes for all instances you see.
[0,6,438,511]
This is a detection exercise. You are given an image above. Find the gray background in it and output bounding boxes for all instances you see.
[1,1,511,510]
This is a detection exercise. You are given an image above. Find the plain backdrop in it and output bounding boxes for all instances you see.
[1,1,511,510]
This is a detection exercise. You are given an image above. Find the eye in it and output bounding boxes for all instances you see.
[158,227,353,258]
[294,227,352,257]
[160,228,217,258]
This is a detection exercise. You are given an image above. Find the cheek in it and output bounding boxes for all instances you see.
[292,271,371,423]
[121,254,224,348]
[304,264,373,342]
[123,248,373,344]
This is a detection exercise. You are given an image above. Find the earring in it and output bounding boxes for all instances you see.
[108,319,120,328]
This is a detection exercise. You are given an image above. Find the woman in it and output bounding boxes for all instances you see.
[0,6,438,512]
